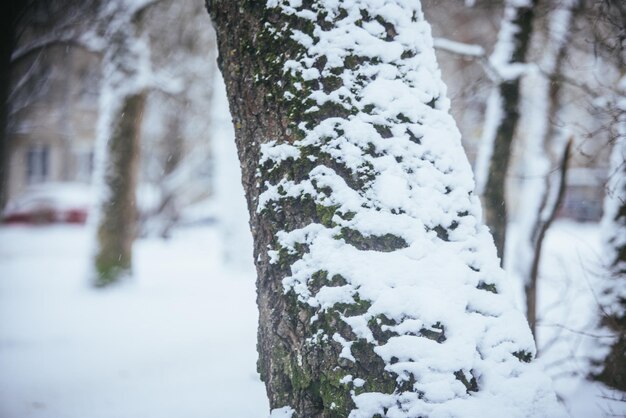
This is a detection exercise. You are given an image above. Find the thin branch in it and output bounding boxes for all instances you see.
[7,46,44,101]
[433,37,485,58]
[527,138,573,337]
[538,66,610,101]
[432,37,503,83]
[11,33,102,63]
[538,322,615,339]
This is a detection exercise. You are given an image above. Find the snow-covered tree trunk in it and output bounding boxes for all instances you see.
[511,0,578,338]
[208,1,564,416]
[475,0,536,262]
[92,0,151,286]
[593,88,626,390]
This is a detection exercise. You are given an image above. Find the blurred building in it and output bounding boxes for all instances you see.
[4,0,217,233]
[7,43,100,198]
[4,0,610,224]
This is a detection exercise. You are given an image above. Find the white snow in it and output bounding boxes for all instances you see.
[0,218,624,417]
[260,0,564,415]
[474,89,501,196]
[528,221,626,418]
[433,37,485,58]
[475,0,533,194]
[488,0,532,81]
[0,225,268,418]
[2,183,94,215]
[597,102,626,319]
[507,0,575,286]
[269,406,295,417]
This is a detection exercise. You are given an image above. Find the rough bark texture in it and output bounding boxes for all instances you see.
[208,1,563,416]
[94,92,144,286]
[482,1,536,262]
[208,4,326,412]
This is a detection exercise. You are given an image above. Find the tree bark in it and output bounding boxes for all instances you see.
[478,0,536,262]
[208,1,563,416]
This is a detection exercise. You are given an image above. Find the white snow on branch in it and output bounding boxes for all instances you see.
[475,0,533,196]
[269,406,295,418]
[433,37,485,58]
[489,0,532,81]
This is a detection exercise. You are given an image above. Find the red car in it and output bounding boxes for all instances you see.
[2,183,93,224]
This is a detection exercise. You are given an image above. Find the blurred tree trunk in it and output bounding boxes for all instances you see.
[92,0,149,287]
[513,0,579,338]
[585,0,626,392]
[476,0,537,262]
[0,1,28,210]
[208,1,563,416]
[94,92,145,286]
[593,108,626,391]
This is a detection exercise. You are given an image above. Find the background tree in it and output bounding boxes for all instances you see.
[511,0,579,338]
[138,0,216,238]
[208,1,564,416]
[92,0,152,286]
[0,1,29,210]
[425,0,614,347]
[592,104,626,391]
[1,0,98,209]
[584,0,626,392]
[474,0,537,262]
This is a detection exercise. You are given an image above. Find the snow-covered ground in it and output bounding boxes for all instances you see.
[0,224,268,418]
[528,221,626,418]
[0,220,624,417]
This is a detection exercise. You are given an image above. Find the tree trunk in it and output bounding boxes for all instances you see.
[94,92,144,286]
[208,1,563,416]
[92,0,148,287]
[524,139,571,338]
[476,0,537,262]
[593,110,626,391]
[514,0,579,339]
[0,1,28,210]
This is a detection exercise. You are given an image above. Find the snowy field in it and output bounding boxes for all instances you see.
[0,221,624,418]
[0,224,268,418]
[527,221,626,418]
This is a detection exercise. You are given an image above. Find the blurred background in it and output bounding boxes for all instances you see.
[0,0,624,417]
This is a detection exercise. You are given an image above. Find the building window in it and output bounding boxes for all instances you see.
[76,150,94,182]
[26,145,49,184]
